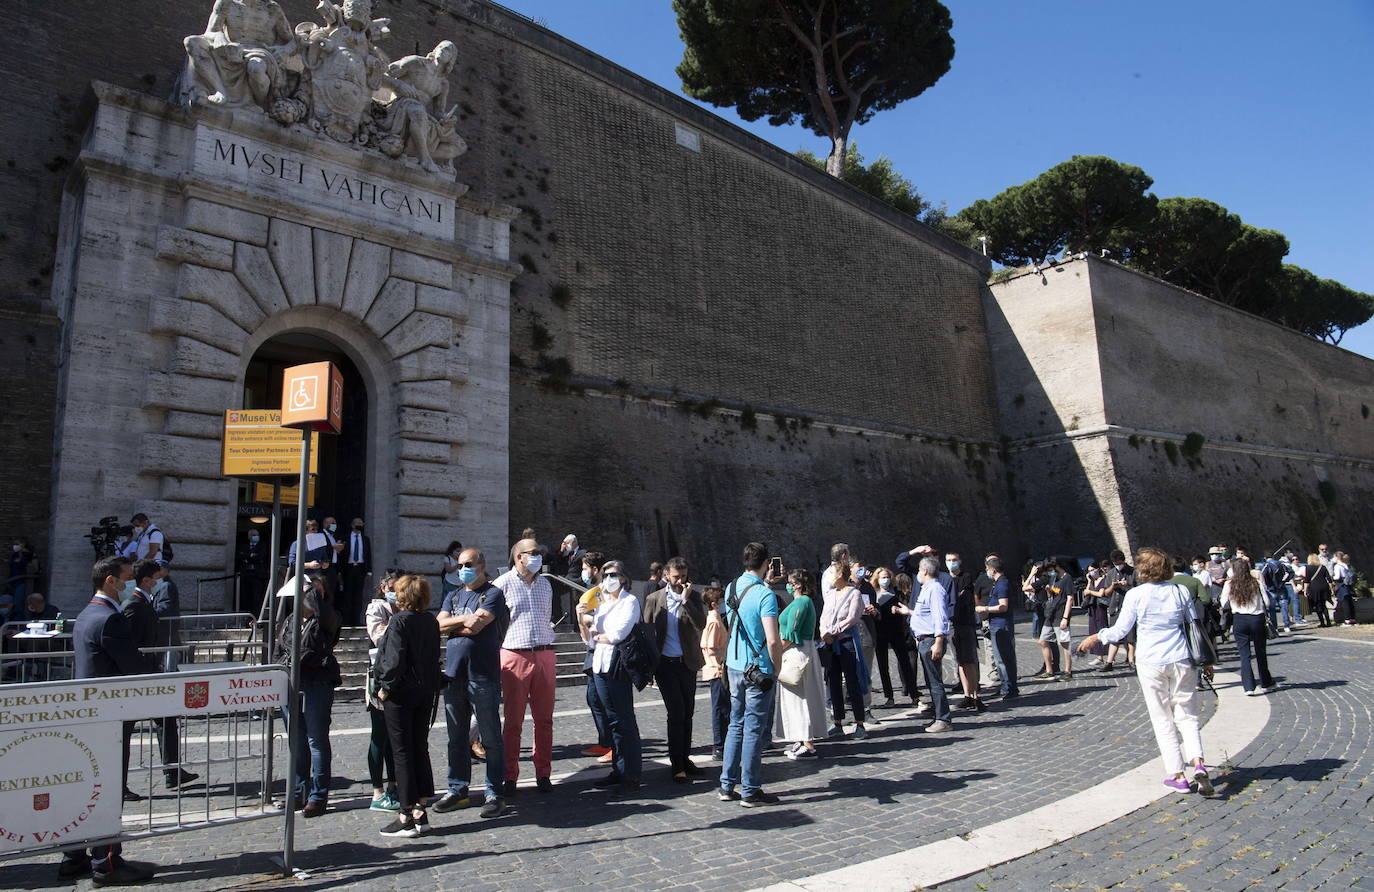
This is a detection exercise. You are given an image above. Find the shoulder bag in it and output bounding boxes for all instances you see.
[1173,584,1218,668]
[726,580,775,691]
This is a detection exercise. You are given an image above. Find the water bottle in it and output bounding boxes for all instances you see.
[55,612,64,633]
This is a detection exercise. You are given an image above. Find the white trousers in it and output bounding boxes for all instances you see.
[1135,661,1204,776]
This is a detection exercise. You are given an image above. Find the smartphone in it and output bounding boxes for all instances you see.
[769,556,783,578]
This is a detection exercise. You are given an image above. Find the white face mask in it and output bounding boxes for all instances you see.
[601,576,622,594]
[524,554,543,573]
[878,578,892,589]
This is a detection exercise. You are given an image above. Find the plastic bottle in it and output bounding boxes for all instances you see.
[55,612,64,633]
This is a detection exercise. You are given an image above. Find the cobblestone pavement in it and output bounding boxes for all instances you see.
[4,623,1367,891]
[938,629,1374,891]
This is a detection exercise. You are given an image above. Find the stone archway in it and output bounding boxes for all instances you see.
[45,85,517,607]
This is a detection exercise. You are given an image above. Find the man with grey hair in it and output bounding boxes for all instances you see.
[494,538,556,794]
[895,557,953,732]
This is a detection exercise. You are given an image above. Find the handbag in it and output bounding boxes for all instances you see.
[1174,584,1218,668]
[778,646,810,686]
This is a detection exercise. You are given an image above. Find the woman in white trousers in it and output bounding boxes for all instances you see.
[1079,546,1214,795]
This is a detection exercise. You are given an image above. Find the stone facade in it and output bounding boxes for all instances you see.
[45,82,514,604]
[987,256,1374,561]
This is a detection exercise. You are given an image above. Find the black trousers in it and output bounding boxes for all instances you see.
[874,623,917,699]
[1232,613,1275,692]
[383,700,434,809]
[822,638,865,725]
[655,658,697,772]
[341,564,369,625]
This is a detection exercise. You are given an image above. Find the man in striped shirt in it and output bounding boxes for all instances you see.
[493,537,556,795]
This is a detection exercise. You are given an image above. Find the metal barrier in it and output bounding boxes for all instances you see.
[1,614,267,685]
[0,665,290,866]
[194,574,240,616]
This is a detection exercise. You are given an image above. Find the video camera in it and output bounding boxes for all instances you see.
[85,515,131,558]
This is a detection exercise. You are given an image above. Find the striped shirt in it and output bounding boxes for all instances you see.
[493,569,555,649]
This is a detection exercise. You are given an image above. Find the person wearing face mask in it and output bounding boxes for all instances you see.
[946,552,985,712]
[573,552,614,763]
[494,537,556,794]
[1080,560,1111,669]
[236,526,271,620]
[774,568,826,759]
[364,573,401,814]
[872,566,919,708]
[819,557,869,740]
[1099,550,1136,671]
[589,560,643,794]
[1034,558,1075,681]
[337,517,372,626]
[643,556,707,783]
[319,516,344,600]
[122,512,164,562]
[435,549,510,818]
[849,559,880,723]
[8,537,37,600]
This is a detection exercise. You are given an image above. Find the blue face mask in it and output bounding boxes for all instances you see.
[384,591,397,605]
[458,567,479,585]
[121,579,137,598]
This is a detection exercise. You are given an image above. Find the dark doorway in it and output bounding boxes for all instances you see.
[238,333,369,553]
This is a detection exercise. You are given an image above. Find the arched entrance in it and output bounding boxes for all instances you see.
[231,307,400,617]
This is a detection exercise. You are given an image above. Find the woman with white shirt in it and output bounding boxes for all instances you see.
[1220,558,1275,695]
[819,558,868,740]
[589,560,642,793]
[1078,547,1214,796]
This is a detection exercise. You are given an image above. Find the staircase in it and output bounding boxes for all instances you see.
[333,625,591,701]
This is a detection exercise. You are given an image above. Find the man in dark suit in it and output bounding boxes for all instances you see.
[642,556,707,783]
[339,517,372,626]
[235,527,272,619]
[58,555,155,885]
[124,560,198,790]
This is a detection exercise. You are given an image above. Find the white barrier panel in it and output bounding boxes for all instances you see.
[0,666,287,858]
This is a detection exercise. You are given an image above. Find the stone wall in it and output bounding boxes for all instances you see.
[987,256,1374,562]
[0,0,1006,588]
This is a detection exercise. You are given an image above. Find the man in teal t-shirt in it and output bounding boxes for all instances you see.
[719,542,782,806]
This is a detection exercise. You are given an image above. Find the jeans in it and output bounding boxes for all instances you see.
[1277,586,1300,627]
[445,672,505,800]
[708,677,730,747]
[719,668,776,797]
[1231,613,1275,692]
[593,672,641,783]
[286,682,333,803]
[916,637,951,722]
[366,705,395,790]
[586,661,613,749]
[989,625,1019,696]
[822,637,864,725]
[655,658,697,772]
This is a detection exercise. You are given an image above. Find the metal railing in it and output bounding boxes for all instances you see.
[194,573,240,615]
[0,665,290,865]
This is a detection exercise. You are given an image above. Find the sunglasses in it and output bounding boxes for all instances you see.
[603,572,621,579]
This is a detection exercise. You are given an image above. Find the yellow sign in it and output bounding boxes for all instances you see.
[221,410,320,478]
[252,480,316,504]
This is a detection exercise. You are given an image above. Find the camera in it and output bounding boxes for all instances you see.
[85,515,131,559]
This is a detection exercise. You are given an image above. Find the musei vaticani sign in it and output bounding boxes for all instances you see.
[194,127,456,240]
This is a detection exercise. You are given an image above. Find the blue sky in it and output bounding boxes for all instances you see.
[506,0,1374,358]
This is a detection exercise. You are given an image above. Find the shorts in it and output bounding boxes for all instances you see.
[951,625,979,664]
[1039,624,1071,645]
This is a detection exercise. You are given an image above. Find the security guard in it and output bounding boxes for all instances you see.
[125,559,198,790]
[57,555,156,886]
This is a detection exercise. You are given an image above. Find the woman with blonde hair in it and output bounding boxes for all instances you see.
[1079,547,1214,795]
[375,574,441,838]
[1221,557,1275,695]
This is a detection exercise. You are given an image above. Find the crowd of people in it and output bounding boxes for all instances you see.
[43,528,1365,881]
